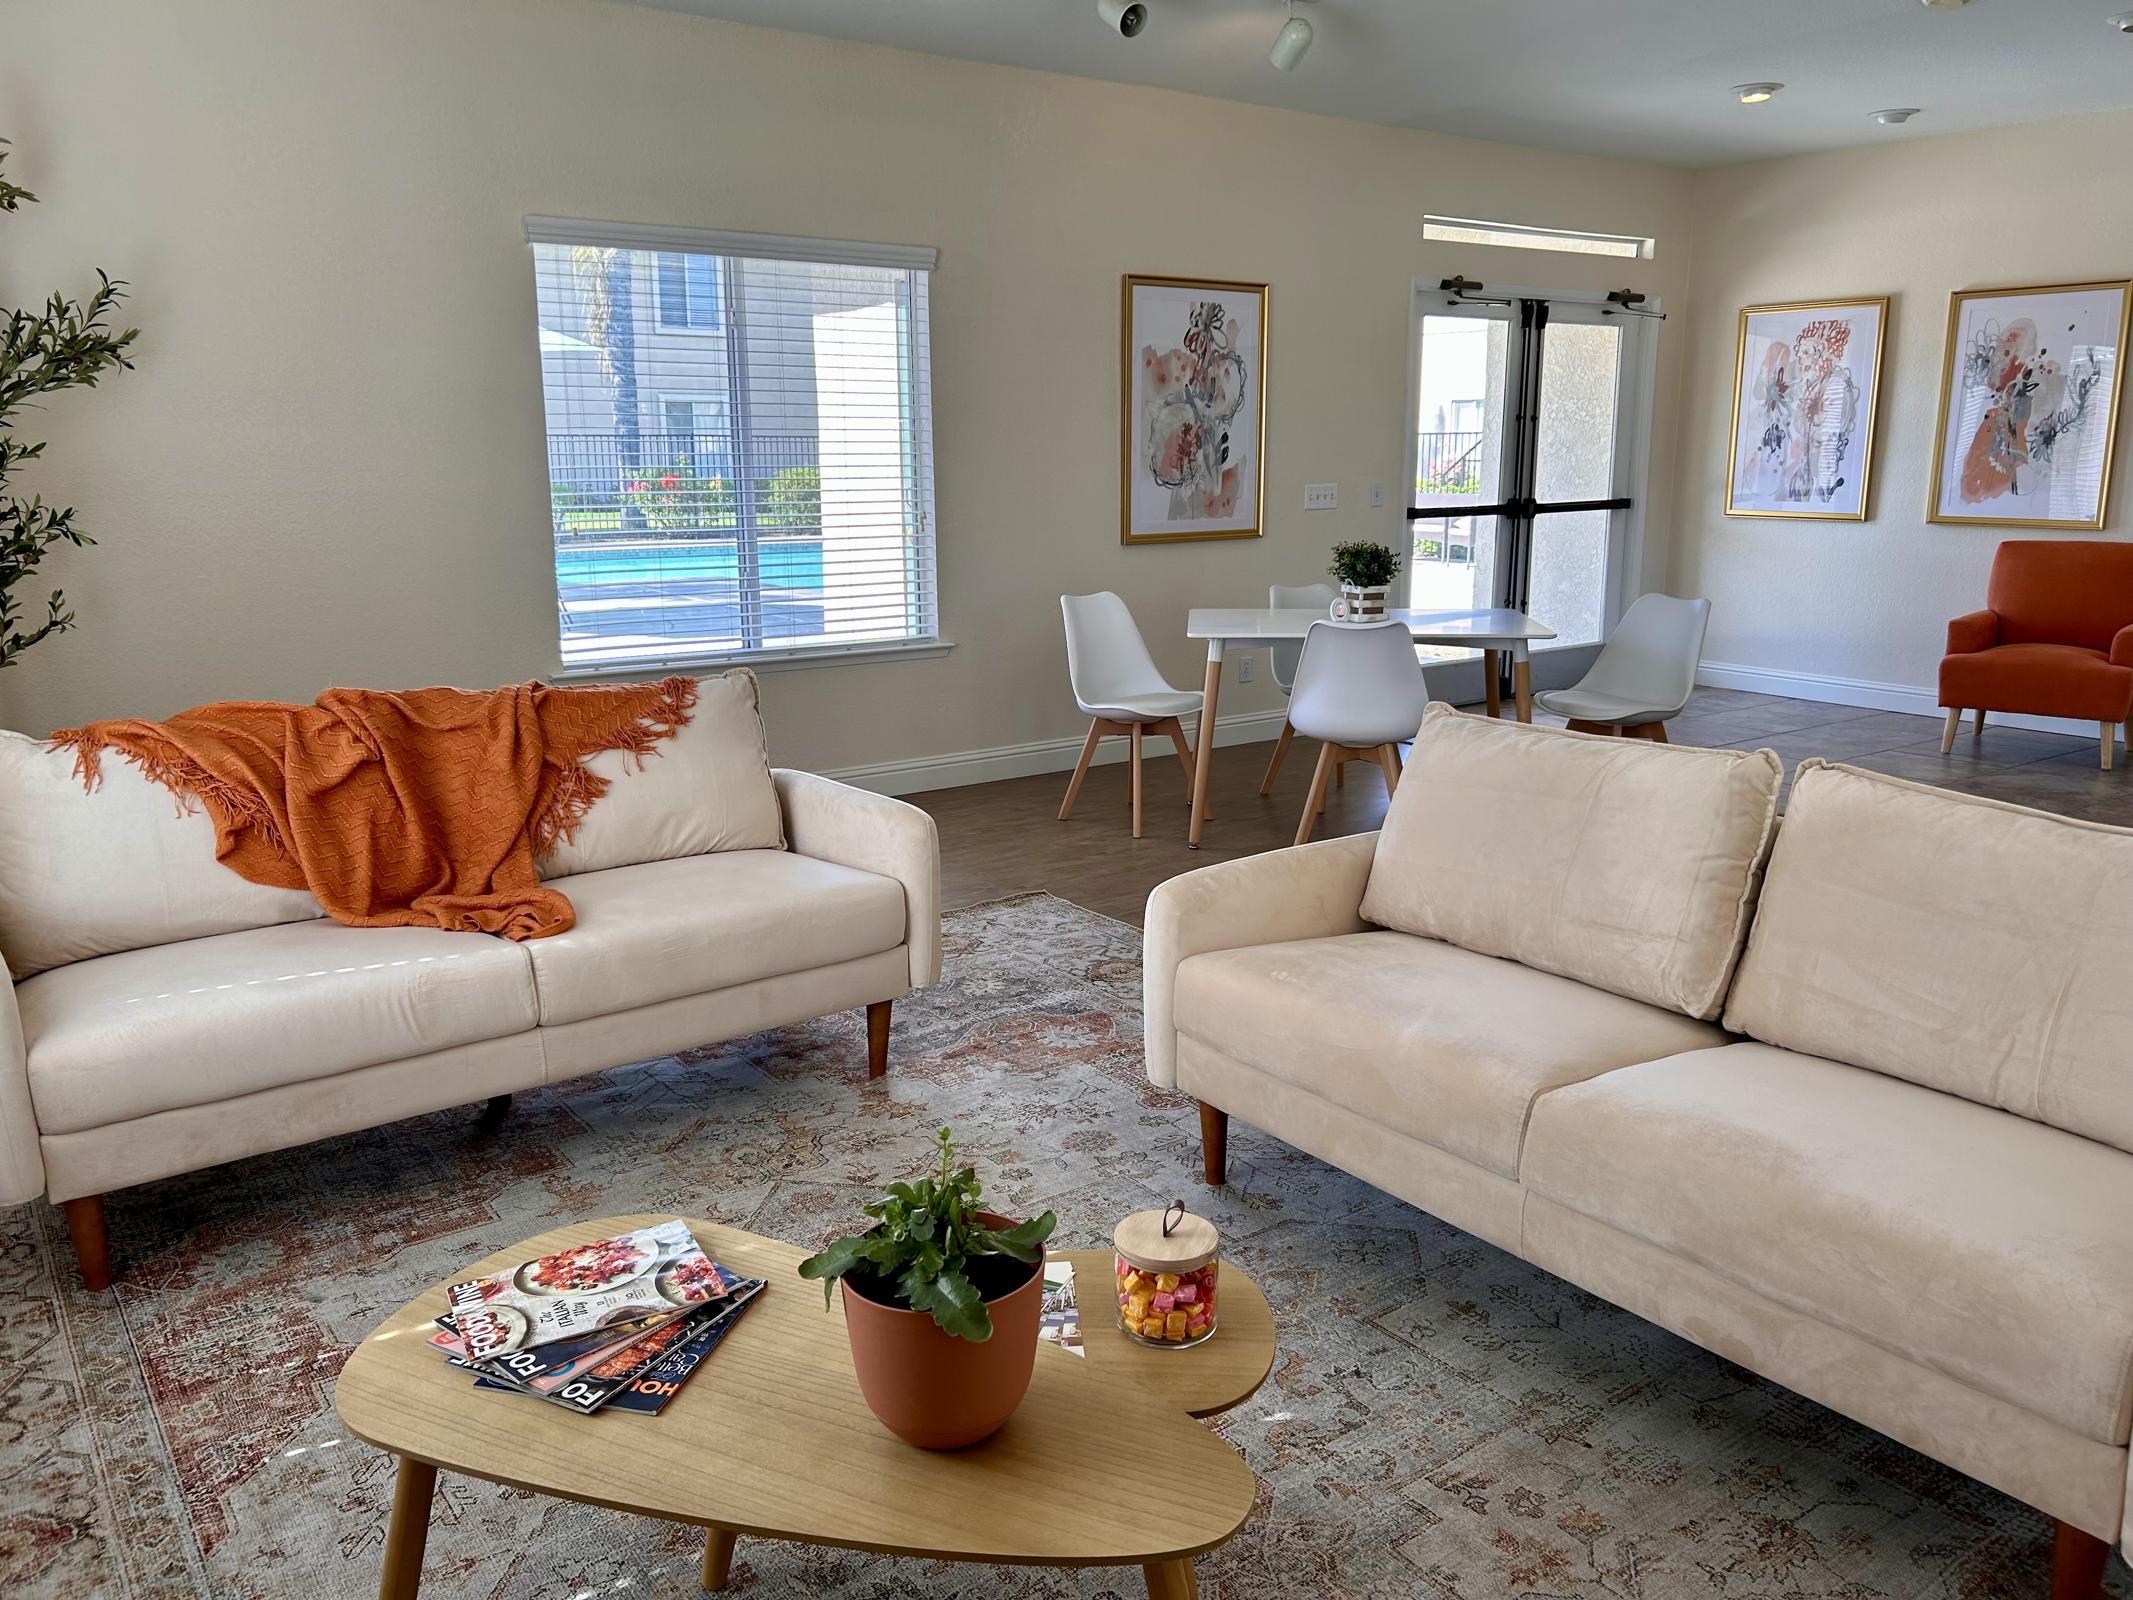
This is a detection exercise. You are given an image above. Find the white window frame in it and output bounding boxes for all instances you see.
[654,251,724,334]
[528,217,950,676]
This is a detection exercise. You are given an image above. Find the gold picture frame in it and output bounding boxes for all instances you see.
[1121,274,1268,545]
[1723,296,1889,521]
[1927,279,2131,530]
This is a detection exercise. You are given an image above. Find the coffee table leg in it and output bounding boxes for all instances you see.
[1143,1557,1199,1599]
[378,1455,438,1600]
[700,1528,736,1591]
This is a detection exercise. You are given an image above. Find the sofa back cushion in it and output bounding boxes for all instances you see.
[0,730,326,980]
[1725,759,2133,1153]
[1359,705,1782,1020]
[538,668,784,879]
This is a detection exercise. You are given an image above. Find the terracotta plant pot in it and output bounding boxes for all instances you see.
[838,1211,1044,1450]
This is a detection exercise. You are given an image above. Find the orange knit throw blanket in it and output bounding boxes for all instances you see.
[50,677,699,941]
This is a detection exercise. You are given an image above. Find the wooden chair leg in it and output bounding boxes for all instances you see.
[64,1195,110,1293]
[2051,1520,2108,1600]
[1058,722,1104,820]
[1198,1101,1228,1186]
[1259,720,1295,794]
[1376,743,1402,795]
[1941,708,1962,753]
[1566,718,1615,735]
[1296,743,1337,846]
[865,1000,891,1079]
[1335,757,1345,788]
[1623,722,1668,742]
[1157,718,1206,816]
[1129,723,1144,838]
[2102,722,2116,772]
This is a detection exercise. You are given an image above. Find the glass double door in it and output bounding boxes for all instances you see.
[1407,287,1644,697]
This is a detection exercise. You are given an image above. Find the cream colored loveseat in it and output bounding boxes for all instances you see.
[1145,703,2133,1594]
[0,671,939,1292]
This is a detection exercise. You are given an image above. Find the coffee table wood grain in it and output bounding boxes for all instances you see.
[335,1217,1273,1599]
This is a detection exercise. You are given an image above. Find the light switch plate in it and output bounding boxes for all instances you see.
[1238,656,1254,683]
[1304,483,1338,510]
[1370,481,1386,508]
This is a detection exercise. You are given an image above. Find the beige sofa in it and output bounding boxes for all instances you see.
[1145,703,2133,1595]
[0,671,939,1292]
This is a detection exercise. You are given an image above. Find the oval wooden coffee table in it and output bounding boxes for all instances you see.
[335,1218,1274,1600]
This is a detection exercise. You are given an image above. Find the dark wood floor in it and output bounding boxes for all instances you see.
[910,688,2133,925]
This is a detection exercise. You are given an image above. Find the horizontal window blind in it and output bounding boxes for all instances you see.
[529,224,938,670]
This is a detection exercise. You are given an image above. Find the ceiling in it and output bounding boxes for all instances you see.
[623,0,2133,167]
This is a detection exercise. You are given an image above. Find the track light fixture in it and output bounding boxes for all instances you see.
[1269,0,1315,70]
[1097,0,1148,37]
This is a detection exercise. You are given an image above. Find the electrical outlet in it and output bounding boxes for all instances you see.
[1370,481,1386,508]
[1304,482,1338,510]
[1238,656,1255,684]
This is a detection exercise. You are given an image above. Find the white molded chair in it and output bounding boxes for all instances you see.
[1286,619,1433,846]
[1058,592,1205,839]
[1533,593,1712,741]
[1260,582,1338,793]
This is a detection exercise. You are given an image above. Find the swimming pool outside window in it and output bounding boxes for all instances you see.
[527,219,940,671]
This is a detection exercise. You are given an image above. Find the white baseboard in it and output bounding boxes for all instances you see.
[1695,660,2106,739]
[824,708,1293,798]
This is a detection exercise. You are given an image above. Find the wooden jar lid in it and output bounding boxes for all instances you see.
[1114,1203,1219,1274]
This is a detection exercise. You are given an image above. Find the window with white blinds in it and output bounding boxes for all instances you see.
[528,219,939,670]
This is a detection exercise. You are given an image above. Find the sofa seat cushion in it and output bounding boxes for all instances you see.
[1360,704,1781,1020]
[21,922,539,1134]
[1726,760,2133,1154]
[1939,642,2133,722]
[527,850,907,1026]
[1172,930,1725,1179]
[1523,1041,2133,1445]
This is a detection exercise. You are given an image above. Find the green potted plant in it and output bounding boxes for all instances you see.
[1327,539,1403,621]
[799,1127,1057,1449]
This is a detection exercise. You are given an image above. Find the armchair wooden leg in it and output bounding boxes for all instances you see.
[2051,1520,2107,1600]
[1058,722,1104,820]
[1296,743,1337,846]
[865,1000,891,1079]
[1259,720,1295,794]
[2102,722,2116,773]
[1941,708,1962,753]
[64,1195,110,1293]
[1974,707,1987,735]
[1197,1101,1228,1187]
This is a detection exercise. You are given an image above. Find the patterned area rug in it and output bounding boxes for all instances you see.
[3,892,2126,1600]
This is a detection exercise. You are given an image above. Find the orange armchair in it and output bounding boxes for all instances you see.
[1939,540,2133,770]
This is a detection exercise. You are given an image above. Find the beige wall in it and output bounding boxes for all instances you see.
[1671,108,2133,706]
[3,0,1693,772]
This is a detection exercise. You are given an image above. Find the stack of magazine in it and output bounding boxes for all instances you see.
[428,1220,763,1417]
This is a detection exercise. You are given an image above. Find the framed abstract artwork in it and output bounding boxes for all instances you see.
[1121,274,1267,544]
[1928,280,2130,530]
[1724,296,1888,520]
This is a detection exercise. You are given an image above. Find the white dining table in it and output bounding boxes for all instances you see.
[1181,606,1557,847]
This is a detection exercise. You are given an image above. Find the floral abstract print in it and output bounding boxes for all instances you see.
[1726,299,1885,520]
[1124,277,1265,541]
[1931,282,2129,529]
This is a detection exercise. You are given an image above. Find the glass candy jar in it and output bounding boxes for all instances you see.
[1114,1202,1219,1348]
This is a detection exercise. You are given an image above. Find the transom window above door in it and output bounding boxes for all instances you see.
[528,219,941,673]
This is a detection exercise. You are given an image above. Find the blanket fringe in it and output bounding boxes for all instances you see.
[532,675,700,856]
[49,724,291,853]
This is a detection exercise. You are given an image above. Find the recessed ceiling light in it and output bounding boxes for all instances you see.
[1920,0,1969,9]
[1872,107,1921,124]
[2111,10,2133,32]
[1733,82,1783,104]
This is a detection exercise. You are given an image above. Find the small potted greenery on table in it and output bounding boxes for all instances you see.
[1327,540,1403,620]
[799,1127,1057,1449]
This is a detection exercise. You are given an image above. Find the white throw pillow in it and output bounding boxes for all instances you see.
[0,729,325,980]
[1359,705,1781,1020]
[538,669,784,878]
[1726,760,2133,1155]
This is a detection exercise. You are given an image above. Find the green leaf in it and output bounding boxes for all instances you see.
[898,1261,993,1342]
[796,1231,881,1309]
[972,1210,1057,1264]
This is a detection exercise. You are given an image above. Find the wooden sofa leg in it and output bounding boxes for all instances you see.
[1198,1101,1228,1186]
[866,1000,892,1079]
[64,1195,111,1293]
[2051,1520,2108,1600]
